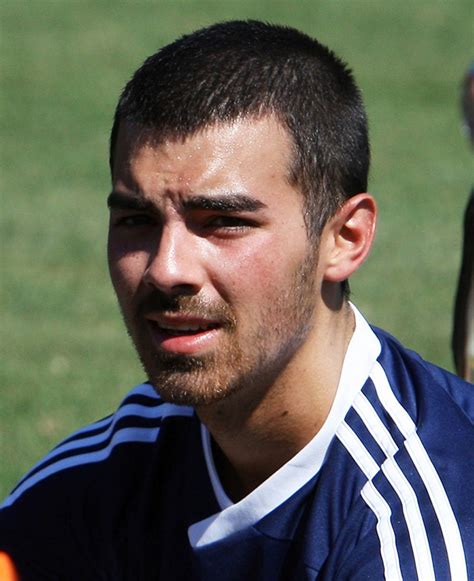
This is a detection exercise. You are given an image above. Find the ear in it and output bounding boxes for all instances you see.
[322,193,377,282]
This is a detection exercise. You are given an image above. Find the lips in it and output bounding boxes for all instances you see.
[145,314,222,355]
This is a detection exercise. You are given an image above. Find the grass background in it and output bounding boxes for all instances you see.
[1,0,472,498]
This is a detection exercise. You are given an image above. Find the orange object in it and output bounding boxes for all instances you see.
[0,552,19,581]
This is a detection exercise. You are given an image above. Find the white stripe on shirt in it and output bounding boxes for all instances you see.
[352,391,435,580]
[3,398,193,509]
[2,426,160,508]
[370,362,468,581]
[337,421,402,580]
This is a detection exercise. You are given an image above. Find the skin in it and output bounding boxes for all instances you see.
[108,116,376,500]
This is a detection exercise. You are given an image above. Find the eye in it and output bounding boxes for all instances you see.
[113,213,155,228]
[206,215,254,231]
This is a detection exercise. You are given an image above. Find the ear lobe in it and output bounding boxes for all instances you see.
[323,193,377,283]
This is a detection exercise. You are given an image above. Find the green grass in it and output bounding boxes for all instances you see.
[1,0,472,497]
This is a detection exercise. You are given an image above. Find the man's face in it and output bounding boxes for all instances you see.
[108,117,323,407]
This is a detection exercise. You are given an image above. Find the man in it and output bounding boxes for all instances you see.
[1,21,473,580]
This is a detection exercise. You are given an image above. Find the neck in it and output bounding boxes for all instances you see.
[196,299,355,502]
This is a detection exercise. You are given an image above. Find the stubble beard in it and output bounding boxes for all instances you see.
[122,250,318,407]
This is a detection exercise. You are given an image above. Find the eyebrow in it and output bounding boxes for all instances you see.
[107,191,154,211]
[182,194,267,213]
[107,191,267,213]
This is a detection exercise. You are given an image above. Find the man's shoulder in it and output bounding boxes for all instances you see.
[1,383,195,511]
[0,384,207,578]
[330,322,473,580]
[371,325,474,424]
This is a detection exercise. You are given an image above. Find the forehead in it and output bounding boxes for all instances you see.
[111,117,297,199]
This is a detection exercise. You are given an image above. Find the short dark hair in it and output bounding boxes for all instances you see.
[110,20,370,239]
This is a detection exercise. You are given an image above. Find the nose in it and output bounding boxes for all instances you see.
[143,223,205,295]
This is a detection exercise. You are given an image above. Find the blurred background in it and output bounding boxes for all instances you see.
[1,0,472,497]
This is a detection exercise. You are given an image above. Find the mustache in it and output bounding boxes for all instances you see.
[137,291,236,327]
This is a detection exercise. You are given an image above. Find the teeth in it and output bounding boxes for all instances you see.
[158,322,214,332]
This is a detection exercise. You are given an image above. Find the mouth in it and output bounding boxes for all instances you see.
[145,315,223,355]
[155,319,220,336]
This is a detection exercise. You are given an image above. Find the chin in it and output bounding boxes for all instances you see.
[141,352,241,407]
[147,371,240,407]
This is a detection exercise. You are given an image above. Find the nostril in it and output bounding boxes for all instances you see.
[143,262,203,295]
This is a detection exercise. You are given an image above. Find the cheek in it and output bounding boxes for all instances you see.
[211,237,305,304]
[108,250,147,297]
